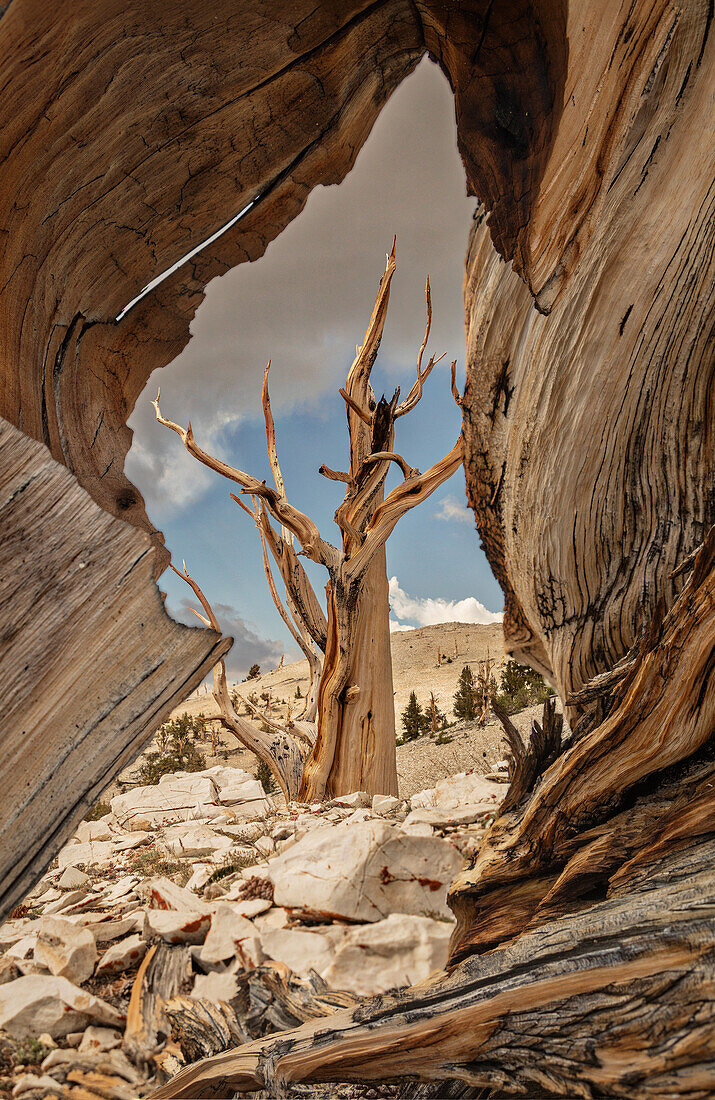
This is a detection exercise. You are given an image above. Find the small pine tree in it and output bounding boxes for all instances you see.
[139,713,206,784]
[246,663,261,680]
[453,665,478,721]
[493,659,555,715]
[255,758,277,794]
[295,685,302,699]
[400,691,424,743]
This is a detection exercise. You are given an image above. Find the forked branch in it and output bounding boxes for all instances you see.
[153,392,334,567]
[395,275,446,417]
[346,435,464,576]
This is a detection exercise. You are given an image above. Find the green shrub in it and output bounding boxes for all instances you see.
[13,1038,52,1067]
[453,666,478,721]
[399,691,424,743]
[138,713,206,785]
[205,850,257,886]
[493,659,555,715]
[255,758,277,794]
[84,799,111,821]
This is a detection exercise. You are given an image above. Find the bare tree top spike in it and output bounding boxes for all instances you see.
[450,360,464,409]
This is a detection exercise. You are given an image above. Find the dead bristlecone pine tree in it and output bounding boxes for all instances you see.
[156,244,464,802]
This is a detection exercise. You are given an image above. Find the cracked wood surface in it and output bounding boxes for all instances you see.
[152,838,715,1098]
[0,418,229,920]
[462,1,714,703]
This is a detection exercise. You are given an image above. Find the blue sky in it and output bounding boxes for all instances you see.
[126,59,504,679]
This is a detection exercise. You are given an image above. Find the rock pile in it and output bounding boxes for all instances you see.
[0,765,501,1096]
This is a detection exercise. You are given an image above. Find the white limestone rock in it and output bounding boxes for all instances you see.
[141,876,211,912]
[78,1025,123,1053]
[184,864,214,894]
[192,961,241,1002]
[400,821,434,837]
[411,772,499,810]
[252,907,290,932]
[111,831,152,852]
[260,927,346,978]
[57,840,115,870]
[110,776,219,829]
[331,791,369,808]
[6,935,37,960]
[254,819,464,921]
[143,909,211,945]
[197,903,263,968]
[96,933,147,975]
[111,767,273,830]
[58,867,90,889]
[0,975,124,1038]
[75,818,114,843]
[254,835,275,857]
[322,914,453,995]
[371,794,401,814]
[34,917,97,984]
[161,823,233,859]
[402,805,495,828]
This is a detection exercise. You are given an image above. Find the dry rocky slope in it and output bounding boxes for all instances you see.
[0,756,511,1098]
[118,621,508,798]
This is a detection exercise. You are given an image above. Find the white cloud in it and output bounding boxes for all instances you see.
[389,577,502,628]
[389,618,413,633]
[435,494,473,525]
[170,596,295,681]
[126,59,475,520]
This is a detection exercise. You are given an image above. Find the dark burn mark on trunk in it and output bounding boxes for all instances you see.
[619,304,634,335]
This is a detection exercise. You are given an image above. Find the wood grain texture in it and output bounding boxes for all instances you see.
[0,418,229,920]
[0,0,425,560]
[461,0,714,702]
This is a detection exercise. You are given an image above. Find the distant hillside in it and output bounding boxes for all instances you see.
[175,620,506,727]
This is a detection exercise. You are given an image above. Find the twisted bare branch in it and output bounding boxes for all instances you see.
[153,391,334,567]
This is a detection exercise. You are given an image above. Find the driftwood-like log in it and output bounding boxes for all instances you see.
[0,419,228,921]
[123,943,192,1071]
[160,968,359,1070]
[153,840,714,1099]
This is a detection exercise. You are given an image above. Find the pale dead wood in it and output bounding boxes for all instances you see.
[345,436,464,577]
[153,392,335,568]
[158,251,463,800]
[123,944,191,1071]
[233,494,322,716]
[0,419,229,921]
[362,449,418,479]
[172,561,309,801]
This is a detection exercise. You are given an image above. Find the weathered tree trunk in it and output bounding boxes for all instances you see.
[306,552,397,799]
[0,420,228,922]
